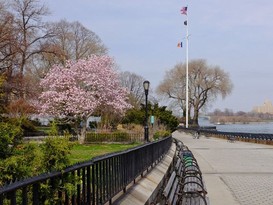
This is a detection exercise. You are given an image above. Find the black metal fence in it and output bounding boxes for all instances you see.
[177,126,273,144]
[0,136,172,205]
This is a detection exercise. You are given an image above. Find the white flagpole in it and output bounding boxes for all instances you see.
[185,12,189,128]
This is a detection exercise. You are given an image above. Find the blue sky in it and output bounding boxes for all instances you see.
[45,0,273,113]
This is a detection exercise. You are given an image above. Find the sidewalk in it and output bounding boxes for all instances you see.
[173,131,273,205]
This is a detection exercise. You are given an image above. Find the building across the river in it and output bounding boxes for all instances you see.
[253,100,273,114]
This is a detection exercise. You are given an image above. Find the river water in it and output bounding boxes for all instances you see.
[199,118,273,134]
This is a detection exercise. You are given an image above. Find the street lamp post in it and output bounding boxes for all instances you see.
[143,80,150,142]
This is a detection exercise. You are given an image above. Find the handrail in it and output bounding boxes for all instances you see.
[177,126,273,141]
[0,136,172,205]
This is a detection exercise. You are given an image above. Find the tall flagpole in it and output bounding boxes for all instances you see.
[180,6,189,128]
[185,10,189,128]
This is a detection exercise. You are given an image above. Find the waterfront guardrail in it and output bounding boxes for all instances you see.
[0,136,172,205]
[177,126,273,145]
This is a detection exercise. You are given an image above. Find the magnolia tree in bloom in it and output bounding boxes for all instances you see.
[38,55,131,143]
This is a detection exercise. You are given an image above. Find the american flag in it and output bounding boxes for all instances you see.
[181,7,187,15]
[177,42,183,48]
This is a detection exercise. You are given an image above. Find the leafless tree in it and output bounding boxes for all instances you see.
[48,20,107,61]
[32,19,108,78]
[10,0,50,73]
[0,1,19,106]
[0,2,15,74]
[119,71,146,108]
[156,63,188,117]
[157,59,233,125]
[4,0,52,100]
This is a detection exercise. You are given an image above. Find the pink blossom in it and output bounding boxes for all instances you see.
[38,55,132,119]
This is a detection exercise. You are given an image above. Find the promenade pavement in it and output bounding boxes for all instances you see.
[173,131,273,205]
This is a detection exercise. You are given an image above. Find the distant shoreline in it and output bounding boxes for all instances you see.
[209,116,273,125]
[212,121,273,125]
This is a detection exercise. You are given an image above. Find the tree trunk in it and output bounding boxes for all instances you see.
[192,106,199,126]
[79,116,87,144]
[182,107,186,118]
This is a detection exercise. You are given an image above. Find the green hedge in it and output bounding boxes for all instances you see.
[153,130,171,140]
[86,132,142,143]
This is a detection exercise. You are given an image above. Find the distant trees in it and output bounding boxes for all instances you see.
[118,71,180,131]
[208,108,273,124]
[157,59,233,126]
[38,55,131,143]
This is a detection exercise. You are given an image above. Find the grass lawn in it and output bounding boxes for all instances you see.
[69,143,140,165]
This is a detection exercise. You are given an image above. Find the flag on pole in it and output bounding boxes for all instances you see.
[180,6,187,15]
[184,20,187,26]
[177,42,183,48]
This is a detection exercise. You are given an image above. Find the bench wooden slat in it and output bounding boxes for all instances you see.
[169,178,179,205]
[175,158,181,171]
[163,171,176,198]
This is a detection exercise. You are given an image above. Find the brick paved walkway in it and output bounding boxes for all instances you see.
[173,131,273,205]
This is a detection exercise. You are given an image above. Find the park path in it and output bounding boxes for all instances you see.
[173,131,273,205]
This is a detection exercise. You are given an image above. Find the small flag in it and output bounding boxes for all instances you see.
[181,6,187,15]
[184,20,187,26]
[177,42,183,48]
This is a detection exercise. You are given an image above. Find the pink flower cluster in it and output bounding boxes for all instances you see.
[38,55,131,118]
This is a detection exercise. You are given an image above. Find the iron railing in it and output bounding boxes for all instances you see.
[0,136,172,205]
[177,126,273,142]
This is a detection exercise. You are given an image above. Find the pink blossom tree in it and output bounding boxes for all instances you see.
[38,55,131,143]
